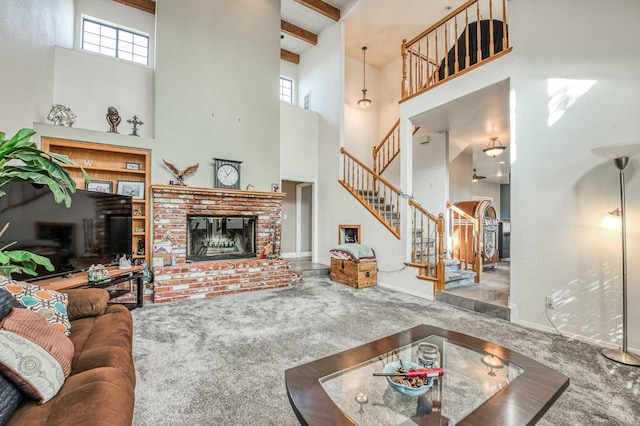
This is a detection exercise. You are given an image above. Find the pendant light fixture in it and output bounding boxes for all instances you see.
[483,137,507,158]
[358,46,372,108]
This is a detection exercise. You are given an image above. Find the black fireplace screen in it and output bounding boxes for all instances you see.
[187,215,256,261]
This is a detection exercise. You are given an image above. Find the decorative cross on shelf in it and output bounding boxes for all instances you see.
[127,115,144,136]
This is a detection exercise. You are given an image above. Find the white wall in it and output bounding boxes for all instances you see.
[280,103,318,182]
[281,180,297,254]
[53,47,155,136]
[0,0,73,136]
[378,56,403,136]
[450,152,473,202]
[412,131,448,215]
[154,0,281,190]
[401,0,640,349]
[507,0,640,349]
[297,22,345,263]
[344,55,379,164]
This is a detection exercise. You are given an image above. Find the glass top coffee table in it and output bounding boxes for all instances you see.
[285,325,569,425]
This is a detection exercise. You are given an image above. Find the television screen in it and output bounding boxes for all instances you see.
[0,182,133,281]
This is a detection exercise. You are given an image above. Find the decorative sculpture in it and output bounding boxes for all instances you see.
[106,106,121,133]
[127,115,143,136]
[47,104,76,127]
[162,159,199,186]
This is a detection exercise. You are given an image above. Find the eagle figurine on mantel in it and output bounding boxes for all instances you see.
[162,159,199,186]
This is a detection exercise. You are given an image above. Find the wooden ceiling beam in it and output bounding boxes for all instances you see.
[113,0,156,14]
[281,49,300,64]
[281,20,317,45]
[294,0,340,21]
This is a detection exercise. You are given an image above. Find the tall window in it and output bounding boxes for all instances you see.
[280,77,293,103]
[82,18,149,65]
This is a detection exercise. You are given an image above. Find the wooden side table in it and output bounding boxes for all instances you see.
[37,265,145,308]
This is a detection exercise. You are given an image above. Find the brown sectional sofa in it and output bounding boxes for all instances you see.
[6,288,135,426]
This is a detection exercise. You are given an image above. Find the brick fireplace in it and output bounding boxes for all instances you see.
[150,185,292,304]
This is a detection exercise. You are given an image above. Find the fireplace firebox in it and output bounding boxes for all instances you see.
[187,215,256,261]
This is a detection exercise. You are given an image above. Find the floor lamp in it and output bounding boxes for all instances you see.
[592,142,640,366]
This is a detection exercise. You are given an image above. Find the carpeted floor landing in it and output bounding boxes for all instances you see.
[131,279,640,425]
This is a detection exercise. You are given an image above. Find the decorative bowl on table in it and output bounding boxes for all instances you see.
[383,360,434,397]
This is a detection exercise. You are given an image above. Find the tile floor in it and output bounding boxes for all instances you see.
[443,261,511,307]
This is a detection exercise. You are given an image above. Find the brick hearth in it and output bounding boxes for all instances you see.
[150,185,291,304]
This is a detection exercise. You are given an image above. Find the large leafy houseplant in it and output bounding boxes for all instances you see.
[0,128,89,277]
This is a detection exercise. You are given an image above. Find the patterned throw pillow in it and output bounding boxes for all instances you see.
[1,308,74,377]
[0,276,71,336]
[0,331,65,404]
[0,308,74,404]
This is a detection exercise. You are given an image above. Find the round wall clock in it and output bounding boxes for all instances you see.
[213,158,242,189]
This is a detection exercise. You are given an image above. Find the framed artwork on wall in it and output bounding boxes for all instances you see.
[338,224,361,244]
[117,180,145,200]
[86,180,113,193]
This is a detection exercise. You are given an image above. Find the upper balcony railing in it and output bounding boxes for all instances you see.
[401,0,510,100]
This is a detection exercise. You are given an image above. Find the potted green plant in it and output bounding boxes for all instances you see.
[0,128,89,277]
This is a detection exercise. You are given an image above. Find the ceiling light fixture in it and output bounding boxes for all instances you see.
[472,168,486,182]
[358,46,372,108]
[483,137,507,158]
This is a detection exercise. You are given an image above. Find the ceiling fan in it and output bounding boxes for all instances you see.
[472,169,486,181]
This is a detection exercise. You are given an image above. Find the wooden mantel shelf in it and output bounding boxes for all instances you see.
[150,185,286,198]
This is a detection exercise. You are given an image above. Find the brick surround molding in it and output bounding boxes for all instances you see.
[150,185,292,304]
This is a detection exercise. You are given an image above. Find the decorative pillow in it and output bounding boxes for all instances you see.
[0,330,65,404]
[1,308,74,377]
[62,288,110,321]
[0,276,71,335]
[330,250,354,261]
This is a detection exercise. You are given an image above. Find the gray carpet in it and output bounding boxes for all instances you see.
[131,279,640,425]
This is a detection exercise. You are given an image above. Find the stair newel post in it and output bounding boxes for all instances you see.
[341,148,346,184]
[435,213,446,292]
[401,39,408,98]
[395,189,400,235]
[474,213,483,283]
[411,204,417,264]
[372,146,378,174]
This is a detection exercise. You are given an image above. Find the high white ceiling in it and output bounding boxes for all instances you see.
[281,0,510,184]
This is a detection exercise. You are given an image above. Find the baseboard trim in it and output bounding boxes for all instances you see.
[281,251,312,259]
[512,318,639,353]
[377,282,434,301]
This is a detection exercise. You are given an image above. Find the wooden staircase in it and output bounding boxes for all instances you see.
[339,142,483,294]
[340,147,401,238]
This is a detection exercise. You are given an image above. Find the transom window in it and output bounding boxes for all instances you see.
[82,18,149,65]
[280,77,293,103]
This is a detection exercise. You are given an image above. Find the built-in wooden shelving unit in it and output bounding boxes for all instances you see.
[41,137,151,264]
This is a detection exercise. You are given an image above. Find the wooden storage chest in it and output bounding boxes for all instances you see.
[330,258,377,288]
